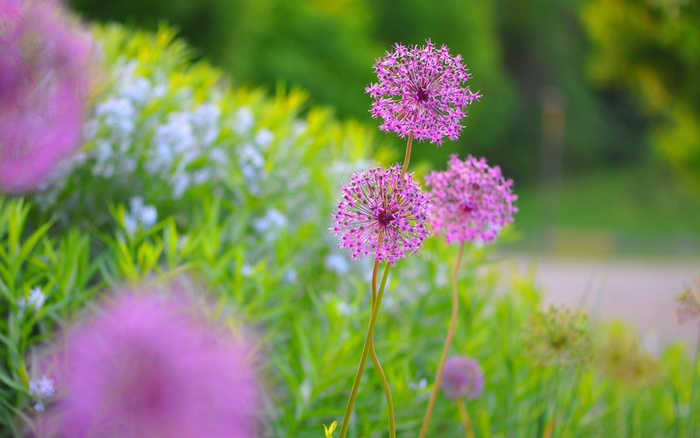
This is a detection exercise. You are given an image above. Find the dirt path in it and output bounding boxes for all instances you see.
[507,256,699,353]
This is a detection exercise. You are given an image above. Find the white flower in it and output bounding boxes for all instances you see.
[241,264,253,276]
[255,129,274,149]
[284,269,297,283]
[325,254,349,275]
[140,205,157,227]
[172,173,191,198]
[29,376,55,399]
[191,103,221,144]
[18,287,46,316]
[253,209,287,233]
[29,376,55,412]
[120,77,151,106]
[233,107,254,134]
[240,143,264,169]
[96,97,135,136]
[125,197,158,231]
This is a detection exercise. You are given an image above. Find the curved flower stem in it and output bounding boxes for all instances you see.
[370,262,395,438]
[456,398,475,438]
[401,134,414,177]
[338,260,392,438]
[418,241,465,438]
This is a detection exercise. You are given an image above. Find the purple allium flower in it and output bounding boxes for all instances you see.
[38,289,260,438]
[440,356,484,401]
[426,155,517,244]
[365,40,481,145]
[0,0,93,194]
[333,164,430,263]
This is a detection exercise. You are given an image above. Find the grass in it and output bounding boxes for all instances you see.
[504,165,700,257]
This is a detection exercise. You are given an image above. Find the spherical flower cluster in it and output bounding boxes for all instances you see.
[440,356,484,400]
[38,289,260,438]
[365,40,481,144]
[523,305,592,366]
[0,0,93,193]
[426,155,517,244]
[333,165,430,263]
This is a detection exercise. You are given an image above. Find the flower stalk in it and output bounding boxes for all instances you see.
[418,241,465,438]
[338,260,392,438]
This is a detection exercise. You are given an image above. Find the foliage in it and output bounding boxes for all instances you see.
[68,0,648,182]
[582,0,700,191]
[0,24,696,437]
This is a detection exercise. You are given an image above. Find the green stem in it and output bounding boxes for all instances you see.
[456,398,475,438]
[418,241,465,438]
[400,134,413,177]
[370,263,395,438]
[690,330,700,438]
[338,260,391,438]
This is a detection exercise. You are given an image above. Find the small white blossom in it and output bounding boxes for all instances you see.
[233,107,254,134]
[18,287,46,317]
[253,209,287,233]
[255,129,274,149]
[30,375,55,411]
[120,77,151,106]
[96,97,135,136]
[325,254,349,275]
[241,264,253,276]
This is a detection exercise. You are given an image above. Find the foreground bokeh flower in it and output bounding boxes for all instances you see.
[37,289,260,437]
[0,0,92,193]
[365,40,481,144]
[426,155,517,244]
[332,165,430,263]
[440,356,484,400]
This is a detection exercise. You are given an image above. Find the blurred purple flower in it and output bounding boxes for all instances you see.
[333,165,430,263]
[0,0,93,194]
[38,289,260,438]
[365,40,480,145]
[440,356,484,401]
[426,155,517,244]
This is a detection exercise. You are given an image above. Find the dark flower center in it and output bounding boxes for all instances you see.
[376,209,395,227]
[460,203,475,215]
[415,87,430,103]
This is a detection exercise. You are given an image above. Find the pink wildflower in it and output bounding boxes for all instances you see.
[37,289,260,438]
[0,0,93,194]
[426,155,517,244]
[333,165,430,263]
[440,356,484,401]
[365,40,481,145]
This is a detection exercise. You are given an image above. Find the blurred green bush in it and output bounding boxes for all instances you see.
[583,0,700,192]
[68,0,649,182]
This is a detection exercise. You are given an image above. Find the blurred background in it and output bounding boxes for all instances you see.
[67,0,699,343]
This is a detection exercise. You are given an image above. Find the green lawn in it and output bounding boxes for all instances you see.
[504,166,700,257]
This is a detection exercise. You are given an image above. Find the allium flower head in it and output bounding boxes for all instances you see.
[426,155,517,244]
[333,165,430,263]
[596,323,659,386]
[440,356,484,400]
[38,289,259,437]
[365,40,481,144]
[676,276,700,325]
[523,305,592,366]
[0,0,93,193]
